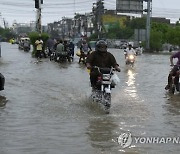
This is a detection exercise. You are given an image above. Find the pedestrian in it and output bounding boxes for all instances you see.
[69,41,75,58]
[46,37,55,56]
[35,37,46,60]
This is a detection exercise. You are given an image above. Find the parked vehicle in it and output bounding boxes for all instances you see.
[50,50,73,63]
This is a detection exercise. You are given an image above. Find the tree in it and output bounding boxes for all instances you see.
[150,30,163,52]
[166,26,180,46]
[28,32,49,56]
[128,17,146,29]
[0,27,16,41]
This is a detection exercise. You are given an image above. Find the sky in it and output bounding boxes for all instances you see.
[0,0,180,27]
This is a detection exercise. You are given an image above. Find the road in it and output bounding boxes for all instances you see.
[0,42,180,154]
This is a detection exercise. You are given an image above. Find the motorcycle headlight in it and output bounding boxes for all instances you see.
[129,55,134,60]
[103,74,111,80]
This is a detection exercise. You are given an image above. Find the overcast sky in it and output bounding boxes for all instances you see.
[0,0,180,27]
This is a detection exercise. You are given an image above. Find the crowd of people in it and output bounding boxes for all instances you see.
[35,37,75,62]
[33,38,121,89]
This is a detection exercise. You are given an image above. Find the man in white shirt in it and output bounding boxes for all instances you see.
[124,44,136,58]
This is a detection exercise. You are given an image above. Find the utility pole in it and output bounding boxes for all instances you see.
[92,3,98,35]
[3,18,6,29]
[145,0,152,51]
[35,0,43,33]
[97,0,104,39]
[94,0,104,39]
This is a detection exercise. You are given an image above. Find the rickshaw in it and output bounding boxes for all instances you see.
[18,37,30,50]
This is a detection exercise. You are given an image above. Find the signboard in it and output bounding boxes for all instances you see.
[116,0,143,14]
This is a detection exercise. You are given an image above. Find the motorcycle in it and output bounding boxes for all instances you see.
[49,50,55,61]
[168,65,180,94]
[78,51,92,64]
[51,50,73,63]
[125,54,135,67]
[90,66,120,114]
[23,46,30,52]
[135,47,143,55]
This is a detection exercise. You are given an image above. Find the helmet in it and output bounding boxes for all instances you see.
[96,40,107,52]
[128,44,132,47]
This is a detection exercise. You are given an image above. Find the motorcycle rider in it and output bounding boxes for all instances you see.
[124,44,136,57]
[136,45,143,55]
[64,40,72,61]
[86,40,120,89]
[79,40,92,63]
[23,39,30,51]
[165,51,180,91]
[69,41,75,59]
[124,44,136,64]
[55,39,64,58]
[46,37,55,56]
[63,40,69,52]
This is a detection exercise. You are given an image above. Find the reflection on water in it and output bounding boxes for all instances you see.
[124,69,138,99]
[126,69,135,87]
[86,117,118,151]
[164,93,180,115]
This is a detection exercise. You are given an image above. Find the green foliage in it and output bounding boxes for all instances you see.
[166,26,180,46]
[128,17,146,29]
[28,32,49,56]
[116,27,134,39]
[89,33,98,41]
[150,30,163,52]
[89,16,180,52]
[106,23,133,39]
[0,27,16,41]
[150,22,180,51]
[151,22,170,44]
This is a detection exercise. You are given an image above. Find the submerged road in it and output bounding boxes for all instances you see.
[0,42,180,154]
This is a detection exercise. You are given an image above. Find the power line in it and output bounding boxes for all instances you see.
[0,0,180,25]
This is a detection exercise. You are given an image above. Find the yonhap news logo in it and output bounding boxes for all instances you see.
[117,132,132,148]
[117,132,180,148]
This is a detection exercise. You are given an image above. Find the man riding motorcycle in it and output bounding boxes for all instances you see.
[23,39,30,51]
[165,51,180,91]
[46,37,55,56]
[79,40,92,63]
[124,44,136,64]
[86,40,120,89]
[55,40,64,60]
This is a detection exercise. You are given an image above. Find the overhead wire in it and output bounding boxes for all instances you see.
[0,0,180,25]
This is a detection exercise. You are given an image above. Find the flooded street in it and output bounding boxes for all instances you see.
[0,42,180,154]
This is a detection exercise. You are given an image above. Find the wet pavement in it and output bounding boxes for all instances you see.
[0,42,180,154]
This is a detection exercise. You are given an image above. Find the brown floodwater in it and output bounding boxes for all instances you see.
[0,42,180,154]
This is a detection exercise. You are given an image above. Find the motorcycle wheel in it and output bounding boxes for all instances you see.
[103,93,111,114]
[67,56,72,62]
